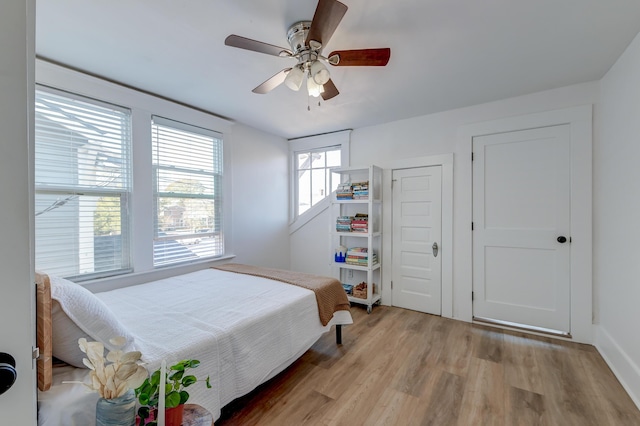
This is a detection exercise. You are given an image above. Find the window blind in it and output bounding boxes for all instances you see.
[151,116,224,266]
[34,87,132,280]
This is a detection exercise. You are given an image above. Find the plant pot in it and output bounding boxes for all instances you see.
[166,404,185,426]
[96,389,136,426]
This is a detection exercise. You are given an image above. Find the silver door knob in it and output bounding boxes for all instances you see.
[432,242,439,257]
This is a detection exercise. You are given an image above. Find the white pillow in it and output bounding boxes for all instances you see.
[49,275,136,368]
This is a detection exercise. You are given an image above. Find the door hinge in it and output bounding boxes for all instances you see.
[472,291,475,301]
[32,346,40,360]
[570,237,572,243]
[471,222,474,231]
[471,152,474,161]
[391,280,393,290]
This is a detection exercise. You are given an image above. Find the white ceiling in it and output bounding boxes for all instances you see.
[36,0,640,139]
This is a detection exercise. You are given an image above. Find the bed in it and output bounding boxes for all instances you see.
[36,265,352,425]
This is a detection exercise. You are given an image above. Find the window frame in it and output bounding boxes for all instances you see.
[293,146,342,217]
[151,115,225,267]
[288,130,351,229]
[34,85,133,281]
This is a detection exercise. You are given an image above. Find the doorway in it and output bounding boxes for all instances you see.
[472,125,571,334]
[391,166,443,315]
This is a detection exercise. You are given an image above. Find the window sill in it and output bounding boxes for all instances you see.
[82,254,237,293]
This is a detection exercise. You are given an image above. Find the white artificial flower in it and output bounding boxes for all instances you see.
[65,336,147,399]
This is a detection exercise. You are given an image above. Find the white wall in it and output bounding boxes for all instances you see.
[0,0,37,421]
[291,81,599,322]
[596,30,640,408]
[230,124,290,269]
[290,208,332,276]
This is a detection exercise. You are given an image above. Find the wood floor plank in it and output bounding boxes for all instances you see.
[503,331,545,394]
[457,357,505,426]
[505,386,548,426]
[411,370,465,426]
[473,325,504,363]
[579,350,640,425]
[389,312,443,398]
[364,387,421,426]
[533,336,606,426]
[216,306,640,426]
[435,318,474,377]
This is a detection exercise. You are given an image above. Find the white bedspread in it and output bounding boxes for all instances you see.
[38,268,352,425]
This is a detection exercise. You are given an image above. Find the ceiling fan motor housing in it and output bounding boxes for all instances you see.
[287,21,313,54]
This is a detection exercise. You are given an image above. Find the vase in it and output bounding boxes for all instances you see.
[96,389,136,426]
[166,404,185,426]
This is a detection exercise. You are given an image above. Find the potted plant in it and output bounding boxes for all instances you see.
[135,359,211,426]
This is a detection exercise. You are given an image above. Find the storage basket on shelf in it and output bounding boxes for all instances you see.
[352,282,367,299]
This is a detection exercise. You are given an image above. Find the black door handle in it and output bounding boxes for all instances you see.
[557,236,567,243]
[0,353,17,396]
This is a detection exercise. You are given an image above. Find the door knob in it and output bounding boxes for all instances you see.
[557,236,567,243]
[0,352,17,396]
[432,242,439,257]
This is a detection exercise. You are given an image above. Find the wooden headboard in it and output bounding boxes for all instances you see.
[35,272,52,391]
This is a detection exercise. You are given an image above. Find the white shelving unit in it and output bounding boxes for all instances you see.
[330,165,382,313]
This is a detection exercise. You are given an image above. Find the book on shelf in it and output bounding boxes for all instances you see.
[345,247,378,266]
[346,257,371,263]
[335,181,370,200]
[346,247,369,255]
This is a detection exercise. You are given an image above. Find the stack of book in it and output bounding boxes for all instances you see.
[352,181,369,199]
[351,213,368,233]
[336,182,353,200]
[345,247,378,266]
[336,216,353,232]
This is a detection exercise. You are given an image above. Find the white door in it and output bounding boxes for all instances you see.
[472,125,571,333]
[392,166,442,315]
[0,1,37,423]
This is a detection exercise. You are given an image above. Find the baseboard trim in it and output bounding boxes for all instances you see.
[595,325,640,411]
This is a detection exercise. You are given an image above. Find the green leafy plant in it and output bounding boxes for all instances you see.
[135,359,211,425]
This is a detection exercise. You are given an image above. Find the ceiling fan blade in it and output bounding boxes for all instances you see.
[252,68,292,94]
[306,0,348,48]
[225,35,292,57]
[321,79,339,101]
[328,48,391,66]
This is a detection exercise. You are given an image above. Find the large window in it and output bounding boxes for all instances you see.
[35,88,132,280]
[152,116,224,266]
[295,146,341,216]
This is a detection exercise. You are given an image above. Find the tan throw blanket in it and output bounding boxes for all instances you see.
[213,263,350,326]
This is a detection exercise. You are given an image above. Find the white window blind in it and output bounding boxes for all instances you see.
[34,88,132,280]
[152,116,224,266]
[295,146,341,216]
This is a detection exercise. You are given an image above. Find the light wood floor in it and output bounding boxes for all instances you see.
[216,306,640,426]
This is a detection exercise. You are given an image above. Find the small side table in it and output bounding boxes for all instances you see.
[183,404,214,426]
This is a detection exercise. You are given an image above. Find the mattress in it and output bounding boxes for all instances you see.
[38,268,352,425]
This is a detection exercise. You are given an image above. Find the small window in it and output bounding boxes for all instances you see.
[34,88,132,280]
[295,146,341,216]
[152,116,224,266]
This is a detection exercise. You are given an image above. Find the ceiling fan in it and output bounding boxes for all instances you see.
[224,0,391,101]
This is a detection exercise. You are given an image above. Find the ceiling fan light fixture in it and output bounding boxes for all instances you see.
[307,73,324,98]
[307,72,325,97]
[284,66,304,91]
[310,60,330,85]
